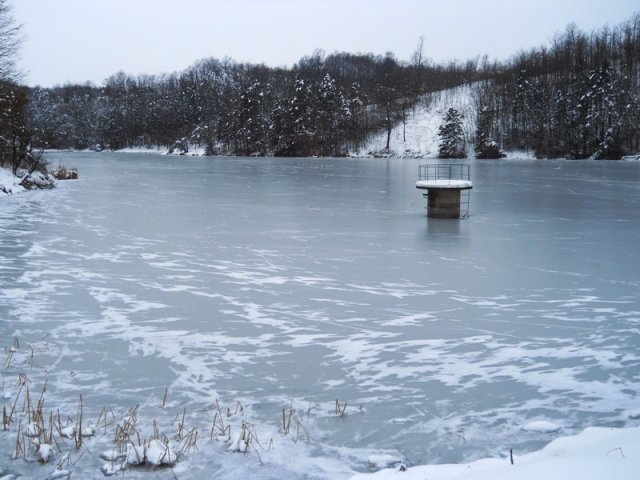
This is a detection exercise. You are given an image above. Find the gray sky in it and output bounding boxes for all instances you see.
[11,0,640,87]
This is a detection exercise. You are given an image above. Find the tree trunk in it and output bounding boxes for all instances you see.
[402,103,407,143]
[385,105,392,150]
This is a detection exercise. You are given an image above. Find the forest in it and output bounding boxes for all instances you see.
[26,48,478,157]
[473,17,640,159]
[2,7,640,165]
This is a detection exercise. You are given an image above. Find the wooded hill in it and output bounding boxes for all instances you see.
[3,13,640,162]
[26,49,477,157]
[473,16,640,159]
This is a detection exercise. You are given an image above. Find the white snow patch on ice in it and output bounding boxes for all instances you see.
[145,439,176,466]
[368,453,403,468]
[522,421,561,433]
[37,443,53,463]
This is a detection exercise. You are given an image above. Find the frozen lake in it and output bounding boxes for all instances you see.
[1,153,639,479]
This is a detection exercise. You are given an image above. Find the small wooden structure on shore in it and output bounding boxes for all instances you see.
[415,164,472,219]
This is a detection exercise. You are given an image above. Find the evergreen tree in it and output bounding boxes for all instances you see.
[236,81,271,155]
[315,73,348,156]
[437,108,466,158]
[475,106,505,159]
[274,75,314,156]
[345,82,366,151]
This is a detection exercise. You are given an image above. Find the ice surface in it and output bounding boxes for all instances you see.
[1,152,640,479]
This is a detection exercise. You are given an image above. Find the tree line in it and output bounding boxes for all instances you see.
[27,49,478,157]
[469,14,640,159]
[0,0,46,177]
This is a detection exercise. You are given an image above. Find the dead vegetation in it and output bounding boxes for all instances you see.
[50,162,78,180]
[1,337,355,476]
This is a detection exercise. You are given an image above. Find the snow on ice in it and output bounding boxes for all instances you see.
[521,421,562,433]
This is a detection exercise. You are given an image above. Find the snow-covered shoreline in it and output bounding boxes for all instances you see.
[44,145,210,157]
[350,425,640,480]
[0,166,56,195]
[0,166,27,195]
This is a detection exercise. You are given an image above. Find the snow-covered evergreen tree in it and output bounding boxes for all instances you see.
[437,108,466,158]
[273,75,314,156]
[315,73,348,155]
[236,81,271,155]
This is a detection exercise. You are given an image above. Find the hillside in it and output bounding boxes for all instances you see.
[357,85,477,158]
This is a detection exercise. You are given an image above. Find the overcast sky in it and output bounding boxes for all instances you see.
[11,0,640,87]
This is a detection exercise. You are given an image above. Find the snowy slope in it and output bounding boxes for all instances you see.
[357,85,477,158]
[350,426,640,480]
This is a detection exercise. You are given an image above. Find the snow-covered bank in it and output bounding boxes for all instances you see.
[351,426,640,480]
[118,145,209,156]
[47,144,213,157]
[0,166,26,194]
[1,166,56,195]
[111,145,168,155]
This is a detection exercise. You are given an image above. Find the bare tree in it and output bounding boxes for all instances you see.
[412,36,425,96]
[0,3,35,175]
[0,0,22,81]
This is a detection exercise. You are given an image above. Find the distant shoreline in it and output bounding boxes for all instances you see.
[42,148,640,162]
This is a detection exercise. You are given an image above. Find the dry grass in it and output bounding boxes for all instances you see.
[1,337,358,476]
[335,399,348,416]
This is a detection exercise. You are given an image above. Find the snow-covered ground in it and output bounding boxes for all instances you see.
[1,166,56,195]
[113,145,169,155]
[358,85,478,158]
[0,167,26,195]
[45,145,210,156]
[350,426,640,480]
[118,145,210,156]
[356,85,537,160]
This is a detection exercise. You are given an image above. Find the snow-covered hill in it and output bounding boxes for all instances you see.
[357,85,478,158]
[356,84,537,160]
